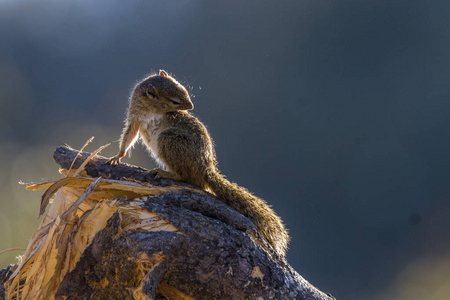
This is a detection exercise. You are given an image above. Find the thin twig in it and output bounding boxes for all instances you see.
[60,177,102,221]
[66,136,95,177]
[72,142,111,177]
[0,248,26,255]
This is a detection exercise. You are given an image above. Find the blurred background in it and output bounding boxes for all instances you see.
[1,0,450,299]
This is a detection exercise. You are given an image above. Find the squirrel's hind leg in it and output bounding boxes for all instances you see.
[149,168,184,181]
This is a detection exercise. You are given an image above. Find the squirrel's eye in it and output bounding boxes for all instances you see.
[170,98,181,105]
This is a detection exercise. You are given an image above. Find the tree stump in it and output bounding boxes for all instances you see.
[0,144,334,300]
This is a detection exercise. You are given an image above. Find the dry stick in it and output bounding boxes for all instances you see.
[38,177,79,218]
[72,143,110,177]
[0,248,26,255]
[60,177,102,221]
[66,136,95,177]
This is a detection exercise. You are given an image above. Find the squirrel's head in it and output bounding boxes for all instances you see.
[132,70,193,113]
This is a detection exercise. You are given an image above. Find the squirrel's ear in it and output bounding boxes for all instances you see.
[146,84,158,99]
[159,70,168,77]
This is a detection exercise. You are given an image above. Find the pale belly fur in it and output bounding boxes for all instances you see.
[139,112,166,169]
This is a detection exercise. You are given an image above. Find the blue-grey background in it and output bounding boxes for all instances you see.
[1,1,450,299]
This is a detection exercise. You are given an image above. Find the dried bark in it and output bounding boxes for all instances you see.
[0,145,334,300]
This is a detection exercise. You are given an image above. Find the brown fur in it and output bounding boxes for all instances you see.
[109,70,290,257]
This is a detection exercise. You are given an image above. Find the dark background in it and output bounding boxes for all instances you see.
[1,1,450,299]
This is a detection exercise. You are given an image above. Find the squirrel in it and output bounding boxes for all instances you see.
[108,70,290,257]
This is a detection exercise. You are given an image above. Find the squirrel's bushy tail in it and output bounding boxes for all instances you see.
[204,169,289,257]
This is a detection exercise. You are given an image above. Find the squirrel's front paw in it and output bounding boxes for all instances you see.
[107,150,126,165]
[107,156,122,165]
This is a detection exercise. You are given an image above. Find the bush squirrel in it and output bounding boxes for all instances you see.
[108,70,290,257]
